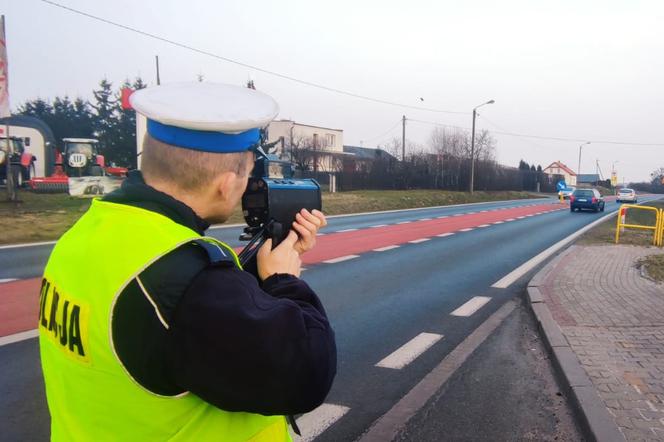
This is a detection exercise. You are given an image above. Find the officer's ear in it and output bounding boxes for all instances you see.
[213,171,237,202]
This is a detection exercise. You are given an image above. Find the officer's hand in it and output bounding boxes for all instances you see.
[292,209,327,255]
[257,230,302,280]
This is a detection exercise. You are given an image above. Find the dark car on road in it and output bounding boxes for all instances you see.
[570,188,605,212]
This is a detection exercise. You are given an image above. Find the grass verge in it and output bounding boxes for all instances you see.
[640,254,664,283]
[577,200,664,247]
[0,188,540,245]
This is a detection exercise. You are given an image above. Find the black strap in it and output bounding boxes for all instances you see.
[287,415,301,436]
[192,239,237,267]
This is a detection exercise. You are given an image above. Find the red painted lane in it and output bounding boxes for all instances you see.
[0,277,41,337]
[0,202,566,338]
[302,202,565,264]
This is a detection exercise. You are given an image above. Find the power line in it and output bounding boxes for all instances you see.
[361,119,403,144]
[408,118,664,147]
[38,0,467,115]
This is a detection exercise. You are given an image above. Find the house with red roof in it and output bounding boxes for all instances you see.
[543,161,577,186]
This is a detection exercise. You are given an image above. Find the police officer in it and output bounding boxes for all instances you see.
[38,82,336,441]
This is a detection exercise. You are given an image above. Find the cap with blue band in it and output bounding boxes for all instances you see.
[130,81,279,153]
[147,119,261,153]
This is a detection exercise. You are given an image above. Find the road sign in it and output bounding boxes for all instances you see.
[556,180,567,191]
[611,172,618,187]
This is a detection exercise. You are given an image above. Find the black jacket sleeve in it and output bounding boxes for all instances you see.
[168,266,337,416]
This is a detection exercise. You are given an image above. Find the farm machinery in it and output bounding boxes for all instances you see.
[29,138,128,193]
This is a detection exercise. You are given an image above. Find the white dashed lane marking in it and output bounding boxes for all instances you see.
[292,403,351,442]
[369,224,388,228]
[436,215,449,219]
[336,228,358,233]
[373,245,400,252]
[409,238,430,244]
[418,218,433,221]
[492,221,504,224]
[376,332,444,369]
[478,224,490,228]
[459,228,474,232]
[323,255,360,264]
[506,218,516,221]
[396,221,412,224]
[0,278,18,284]
[436,232,454,237]
[450,296,492,317]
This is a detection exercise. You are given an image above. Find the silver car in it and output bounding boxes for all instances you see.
[617,188,637,203]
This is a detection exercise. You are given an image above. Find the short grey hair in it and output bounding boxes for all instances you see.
[140,134,252,193]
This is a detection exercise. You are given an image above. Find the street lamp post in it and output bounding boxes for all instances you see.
[577,141,591,184]
[469,99,495,193]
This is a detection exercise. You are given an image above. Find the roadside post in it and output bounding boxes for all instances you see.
[556,180,566,204]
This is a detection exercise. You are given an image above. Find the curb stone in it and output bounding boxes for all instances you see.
[527,245,625,442]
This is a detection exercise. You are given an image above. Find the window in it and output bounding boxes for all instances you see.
[24,137,31,146]
[325,133,335,147]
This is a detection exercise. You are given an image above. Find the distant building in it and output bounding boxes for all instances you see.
[266,120,348,172]
[543,161,577,186]
[342,145,397,173]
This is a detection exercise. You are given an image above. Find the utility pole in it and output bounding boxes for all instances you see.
[577,141,590,180]
[402,115,406,161]
[469,100,494,194]
[469,108,477,193]
[155,55,161,85]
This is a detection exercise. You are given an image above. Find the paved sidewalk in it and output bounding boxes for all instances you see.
[532,245,664,441]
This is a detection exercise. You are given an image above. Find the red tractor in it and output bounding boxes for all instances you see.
[0,136,37,188]
[29,138,128,192]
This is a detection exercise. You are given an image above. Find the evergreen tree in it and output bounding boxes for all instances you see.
[91,79,118,163]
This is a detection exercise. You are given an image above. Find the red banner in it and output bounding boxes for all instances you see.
[0,16,9,118]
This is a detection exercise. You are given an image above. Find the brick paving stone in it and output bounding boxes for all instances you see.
[543,245,664,441]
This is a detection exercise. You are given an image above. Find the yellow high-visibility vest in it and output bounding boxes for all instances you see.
[39,199,289,441]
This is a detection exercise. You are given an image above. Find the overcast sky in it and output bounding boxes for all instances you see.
[3,0,663,182]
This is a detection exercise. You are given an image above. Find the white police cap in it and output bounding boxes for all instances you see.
[130,82,279,153]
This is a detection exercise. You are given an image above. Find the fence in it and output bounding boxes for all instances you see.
[615,204,663,246]
[295,160,562,193]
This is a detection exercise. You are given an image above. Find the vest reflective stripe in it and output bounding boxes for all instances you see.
[39,199,290,441]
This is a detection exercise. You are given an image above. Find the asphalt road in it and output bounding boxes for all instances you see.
[1,195,661,441]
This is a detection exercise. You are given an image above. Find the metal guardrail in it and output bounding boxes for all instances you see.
[615,204,662,246]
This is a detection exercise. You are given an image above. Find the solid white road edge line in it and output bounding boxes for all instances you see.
[450,296,492,317]
[0,240,56,250]
[376,332,443,370]
[373,245,400,252]
[0,329,39,347]
[491,210,620,289]
[292,403,351,442]
[323,255,360,264]
[359,301,517,442]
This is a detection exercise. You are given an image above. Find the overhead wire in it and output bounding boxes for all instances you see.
[36,0,664,148]
[361,119,403,144]
[408,118,664,147]
[38,0,467,115]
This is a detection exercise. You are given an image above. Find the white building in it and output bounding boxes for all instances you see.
[543,161,577,186]
[266,120,348,172]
